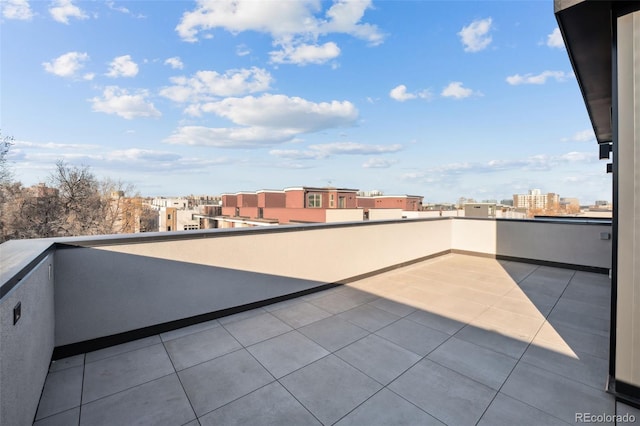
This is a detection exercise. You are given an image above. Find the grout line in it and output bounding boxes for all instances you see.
[77,353,85,426]
[161,337,200,422]
[474,269,578,425]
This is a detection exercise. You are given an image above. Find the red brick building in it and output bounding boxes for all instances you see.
[217,187,424,228]
[356,195,423,211]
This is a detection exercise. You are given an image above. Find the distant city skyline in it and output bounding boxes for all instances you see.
[1,0,611,204]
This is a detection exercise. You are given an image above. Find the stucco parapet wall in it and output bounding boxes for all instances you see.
[0,216,612,301]
[0,239,55,298]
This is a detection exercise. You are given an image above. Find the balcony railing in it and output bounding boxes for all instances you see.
[0,217,612,425]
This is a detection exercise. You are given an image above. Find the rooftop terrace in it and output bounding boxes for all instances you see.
[33,254,639,425]
[1,217,638,425]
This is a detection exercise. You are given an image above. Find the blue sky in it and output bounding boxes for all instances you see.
[1,0,611,203]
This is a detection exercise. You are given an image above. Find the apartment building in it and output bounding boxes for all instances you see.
[356,194,423,211]
[513,189,560,211]
[218,187,362,228]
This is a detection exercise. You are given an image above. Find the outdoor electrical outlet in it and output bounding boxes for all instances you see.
[13,302,21,325]
[600,232,611,240]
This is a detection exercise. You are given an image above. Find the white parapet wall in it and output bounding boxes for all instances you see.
[0,216,614,425]
[0,253,55,426]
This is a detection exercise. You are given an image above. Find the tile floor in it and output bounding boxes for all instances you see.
[33,254,640,425]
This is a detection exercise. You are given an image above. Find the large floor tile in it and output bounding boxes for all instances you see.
[470,307,544,342]
[80,374,195,426]
[405,309,466,335]
[85,335,161,364]
[501,362,614,424]
[298,316,369,352]
[164,325,242,371]
[532,321,609,360]
[48,354,84,373]
[223,312,292,346]
[375,317,450,356]
[270,301,332,329]
[389,358,496,426]
[337,304,400,332]
[367,297,416,317]
[517,275,569,300]
[493,293,554,318]
[336,334,420,385]
[427,337,517,390]
[308,288,377,314]
[247,331,329,378]
[280,355,381,425]
[178,349,273,417]
[520,343,608,390]
[82,343,175,403]
[418,294,490,324]
[199,382,320,426]
[33,408,80,426]
[477,393,569,426]
[35,366,83,420]
[547,305,609,337]
[335,389,444,426]
[616,402,640,423]
[454,323,530,359]
[160,319,220,342]
[562,279,610,308]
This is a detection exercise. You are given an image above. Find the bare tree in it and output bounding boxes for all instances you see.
[0,132,14,184]
[1,157,147,242]
[48,161,107,236]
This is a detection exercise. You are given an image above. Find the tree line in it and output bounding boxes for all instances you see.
[1,132,156,243]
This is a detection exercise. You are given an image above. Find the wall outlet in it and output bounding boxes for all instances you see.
[600,232,611,240]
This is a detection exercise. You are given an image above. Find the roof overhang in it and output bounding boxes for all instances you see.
[555,0,613,143]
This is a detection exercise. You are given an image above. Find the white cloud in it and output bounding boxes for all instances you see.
[403,151,597,183]
[309,142,402,156]
[547,27,564,49]
[106,55,139,78]
[270,42,340,65]
[14,140,101,150]
[166,95,358,149]
[165,126,296,148]
[107,148,181,162]
[558,151,595,162]
[106,1,145,18]
[2,0,33,20]
[458,17,492,52]
[175,0,384,49]
[164,57,184,70]
[90,86,161,120]
[362,158,397,168]
[198,94,358,133]
[269,149,322,160]
[506,70,571,85]
[236,44,251,56]
[563,129,595,143]
[389,84,431,102]
[441,82,475,99]
[160,67,273,103]
[49,0,88,24]
[42,51,90,78]
[270,142,402,160]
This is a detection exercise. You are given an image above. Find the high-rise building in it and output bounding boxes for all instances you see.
[513,189,559,211]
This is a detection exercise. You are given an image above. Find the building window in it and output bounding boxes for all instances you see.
[330,194,334,208]
[338,196,346,209]
[167,214,172,220]
[308,193,322,208]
